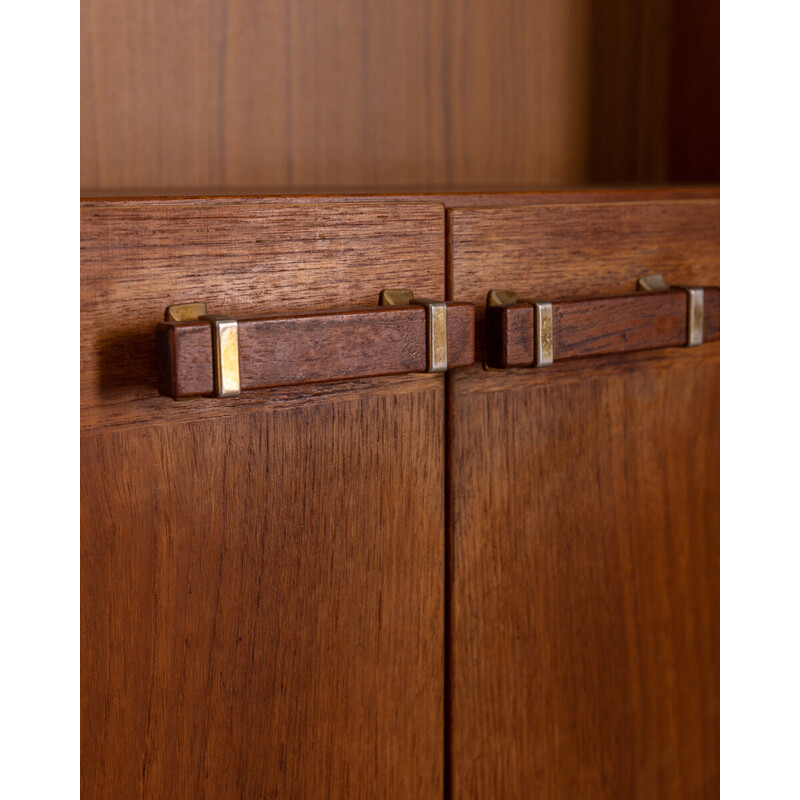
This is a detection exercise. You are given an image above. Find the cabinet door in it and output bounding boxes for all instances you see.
[81,200,446,799]
[448,194,719,797]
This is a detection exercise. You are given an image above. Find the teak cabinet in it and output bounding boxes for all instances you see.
[81,188,719,798]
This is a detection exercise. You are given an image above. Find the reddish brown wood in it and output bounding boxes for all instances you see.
[449,347,720,798]
[80,199,445,432]
[82,388,445,799]
[81,0,676,192]
[587,0,672,182]
[157,303,475,399]
[486,287,720,368]
[82,195,449,799]
[81,187,721,206]
[448,193,720,798]
[446,302,477,367]
[448,197,720,368]
[704,287,720,341]
[484,303,534,368]
[82,189,722,800]
[80,190,730,428]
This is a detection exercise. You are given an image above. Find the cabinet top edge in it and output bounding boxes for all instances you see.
[80,186,720,209]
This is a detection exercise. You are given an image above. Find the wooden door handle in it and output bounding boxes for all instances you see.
[157,291,476,399]
[485,275,720,369]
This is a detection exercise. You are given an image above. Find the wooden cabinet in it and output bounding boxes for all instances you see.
[82,0,719,794]
[81,190,719,798]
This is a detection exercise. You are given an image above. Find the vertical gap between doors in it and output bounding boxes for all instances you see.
[443,206,453,800]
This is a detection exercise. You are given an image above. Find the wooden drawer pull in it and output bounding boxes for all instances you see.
[485,274,720,369]
[157,292,476,399]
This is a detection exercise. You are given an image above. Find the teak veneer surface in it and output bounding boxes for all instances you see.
[449,197,720,364]
[448,349,720,798]
[81,0,694,191]
[81,187,720,205]
[80,200,444,431]
[82,189,720,799]
[449,199,720,302]
[81,191,717,430]
[82,390,444,799]
[81,196,448,799]
[447,194,720,797]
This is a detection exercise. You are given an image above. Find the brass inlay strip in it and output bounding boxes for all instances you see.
[532,300,554,367]
[411,299,448,373]
[681,287,704,347]
[673,286,704,347]
[201,315,241,397]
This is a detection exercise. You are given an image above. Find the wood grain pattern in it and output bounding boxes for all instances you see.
[587,0,672,182]
[449,347,719,798]
[704,287,720,341]
[82,388,444,799]
[449,199,720,303]
[81,0,691,192]
[449,197,720,365]
[80,200,444,431]
[80,188,722,205]
[81,190,722,799]
[448,193,719,797]
[82,192,449,799]
[157,302,475,398]
[486,287,720,368]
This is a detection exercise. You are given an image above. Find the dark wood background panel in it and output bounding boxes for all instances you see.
[80,199,444,431]
[667,0,720,181]
[82,0,720,193]
[81,385,444,800]
[587,0,672,182]
[449,346,719,798]
[81,0,585,190]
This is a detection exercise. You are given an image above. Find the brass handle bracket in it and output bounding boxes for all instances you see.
[486,290,553,368]
[379,289,449,372]
[164,302,241,398]
[638,273,705,347]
